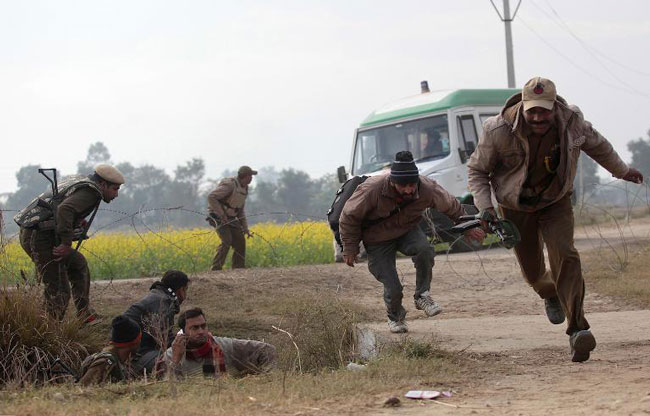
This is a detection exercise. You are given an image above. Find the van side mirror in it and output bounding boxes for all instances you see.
[337,166,348,183]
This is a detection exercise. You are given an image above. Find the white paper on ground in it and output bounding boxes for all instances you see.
[405,390,441,400]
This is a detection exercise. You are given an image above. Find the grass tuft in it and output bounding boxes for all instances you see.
[0,285,104,386]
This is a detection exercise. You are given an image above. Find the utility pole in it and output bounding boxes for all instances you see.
[503,0,516,88]
[490,0,522,88]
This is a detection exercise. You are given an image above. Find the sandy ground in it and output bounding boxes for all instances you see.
[364,219,650,415]
[88,218,650,415]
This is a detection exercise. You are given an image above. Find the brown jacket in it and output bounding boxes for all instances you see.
[207,177,249,232]
[339,174,464,256]
[467,93,629,212]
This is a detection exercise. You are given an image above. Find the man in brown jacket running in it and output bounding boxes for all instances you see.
[207,166,256,270]
[340,151,484,333]
[467,76,643,362]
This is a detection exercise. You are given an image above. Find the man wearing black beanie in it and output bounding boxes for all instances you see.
[339,151,484,333]
[124,270,189,374]
[79,315,141,385]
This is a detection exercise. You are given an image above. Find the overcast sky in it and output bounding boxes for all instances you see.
[1,0,649,193]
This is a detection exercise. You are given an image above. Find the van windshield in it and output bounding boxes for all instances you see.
[352,114,450,175]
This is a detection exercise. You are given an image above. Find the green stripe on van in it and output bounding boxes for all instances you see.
[360,89,519,127]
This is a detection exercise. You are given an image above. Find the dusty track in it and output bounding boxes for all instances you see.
[90,219,650,415]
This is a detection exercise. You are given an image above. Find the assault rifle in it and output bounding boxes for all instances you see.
[450,210,521,249]
[37,168,95,250]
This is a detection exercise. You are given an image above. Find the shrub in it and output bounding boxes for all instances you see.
[271,296,359,374]
[0,285,104,386]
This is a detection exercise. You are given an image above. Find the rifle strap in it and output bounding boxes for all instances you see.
[74,201,101,251]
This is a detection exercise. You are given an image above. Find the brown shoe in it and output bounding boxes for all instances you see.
[544,296,565,325]
[570,330,596,362]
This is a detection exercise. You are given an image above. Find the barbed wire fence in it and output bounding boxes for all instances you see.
[1,181,650,387]
[0,180,649,304]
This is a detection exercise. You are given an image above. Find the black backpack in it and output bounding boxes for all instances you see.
[327,175,368,248]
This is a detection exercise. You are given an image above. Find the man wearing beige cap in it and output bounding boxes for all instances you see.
[207,165,256,270]
[467,76,643,362]
[14,164,125,321]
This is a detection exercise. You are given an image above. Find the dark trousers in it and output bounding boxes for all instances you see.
[365,227,435,321]
[19,228,92,320]
[500,195,589,335]
[212,224,246,270]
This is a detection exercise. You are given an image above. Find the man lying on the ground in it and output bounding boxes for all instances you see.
[124,270,189,375]
[162,307,276,378]
[78,315,141,386]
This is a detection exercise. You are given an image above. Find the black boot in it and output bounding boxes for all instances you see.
[570,330,596,362]
[544,296,565,324]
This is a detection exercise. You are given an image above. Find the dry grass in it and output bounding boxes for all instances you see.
[0,285,105,386]
[0,345,479,416]
[0,266,485,414]
[584,243,650,308]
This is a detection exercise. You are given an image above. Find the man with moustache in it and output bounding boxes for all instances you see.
[164,307,276,378]
[467,76,643,362]
[339,151,485,333]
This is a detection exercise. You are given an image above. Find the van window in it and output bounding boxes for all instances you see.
[456,115,478,157]
[352,115,449,175]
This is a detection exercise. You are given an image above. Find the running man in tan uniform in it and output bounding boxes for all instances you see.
[467,77,643,362]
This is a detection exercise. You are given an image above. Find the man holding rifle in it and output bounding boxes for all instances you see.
[207,165,256,271]
[15,164,124,321]
[467,77,643,362]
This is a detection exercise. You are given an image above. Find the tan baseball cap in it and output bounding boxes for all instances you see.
[95,164,125,185]
[238,165,258,176]
[522,76,557,111]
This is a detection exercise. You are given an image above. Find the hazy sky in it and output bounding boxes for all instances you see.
[1,0,649,193]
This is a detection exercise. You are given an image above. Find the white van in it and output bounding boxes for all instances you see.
[335,82,519,255]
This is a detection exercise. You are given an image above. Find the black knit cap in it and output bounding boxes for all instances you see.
[390,151,420,185]
[160,269,189,291]
[111,315,141,343]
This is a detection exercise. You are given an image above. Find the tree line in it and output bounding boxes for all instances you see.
[2,129,650,234]
[0,142,340,234]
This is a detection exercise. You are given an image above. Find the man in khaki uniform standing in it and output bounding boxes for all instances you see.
[208,166,256,270]
[15,164,124,321]
[467,77,643,362]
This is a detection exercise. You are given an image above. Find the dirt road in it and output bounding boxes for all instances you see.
[89,219,650,415]
[362,220,650,415]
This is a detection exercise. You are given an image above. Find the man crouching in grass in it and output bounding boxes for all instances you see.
[162,307,276,378]
[79,315,141,385]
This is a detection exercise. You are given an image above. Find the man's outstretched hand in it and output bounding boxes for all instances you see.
[622,168,644,184]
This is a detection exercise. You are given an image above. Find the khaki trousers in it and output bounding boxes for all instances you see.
[19,228,92,321]
[212,224,246,270]
[500,195,589,335]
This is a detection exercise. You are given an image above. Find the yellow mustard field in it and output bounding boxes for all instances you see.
[0,222,333,282]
